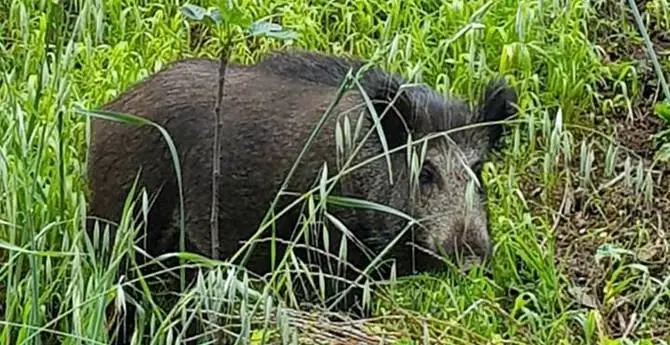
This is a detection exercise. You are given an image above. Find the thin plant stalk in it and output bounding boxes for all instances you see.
[210,26,234,262]
[627,0,670,101]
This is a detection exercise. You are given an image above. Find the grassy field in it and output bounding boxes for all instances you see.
[1,0,670,344]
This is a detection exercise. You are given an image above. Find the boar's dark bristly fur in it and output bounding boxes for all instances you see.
[86,49,517,344]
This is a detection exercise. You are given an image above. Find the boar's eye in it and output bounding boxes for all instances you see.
[419,162,437,186]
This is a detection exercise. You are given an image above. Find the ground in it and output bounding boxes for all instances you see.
[0,0,669,344]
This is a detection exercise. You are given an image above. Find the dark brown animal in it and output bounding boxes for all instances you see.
[86,49,517,344]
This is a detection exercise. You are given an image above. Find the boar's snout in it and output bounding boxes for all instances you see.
[442,215,493,265]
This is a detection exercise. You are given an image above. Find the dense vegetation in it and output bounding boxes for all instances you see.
[1,0,669,344]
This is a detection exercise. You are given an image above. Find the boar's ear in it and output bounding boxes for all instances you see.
[477,78,518,149]
[366,77,417,149]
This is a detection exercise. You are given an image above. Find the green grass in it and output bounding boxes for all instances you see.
[1,0,669,344]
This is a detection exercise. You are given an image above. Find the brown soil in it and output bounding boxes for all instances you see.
[520,0,670,340]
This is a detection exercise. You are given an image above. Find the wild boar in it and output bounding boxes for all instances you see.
[86,49,517,344]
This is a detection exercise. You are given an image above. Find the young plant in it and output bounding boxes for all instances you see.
[180,1,297,260]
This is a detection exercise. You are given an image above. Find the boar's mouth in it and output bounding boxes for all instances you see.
[395,234,493,277]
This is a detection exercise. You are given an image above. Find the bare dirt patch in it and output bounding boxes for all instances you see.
[519,0,670,339]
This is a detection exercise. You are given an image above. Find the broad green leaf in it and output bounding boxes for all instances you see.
[654,101,670,121]
[208,9,222,23]
[248,20,298,40]
[182,4,224,26]
[180,4,209,22]
[214,2,253,28]
[654,142,670,162]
